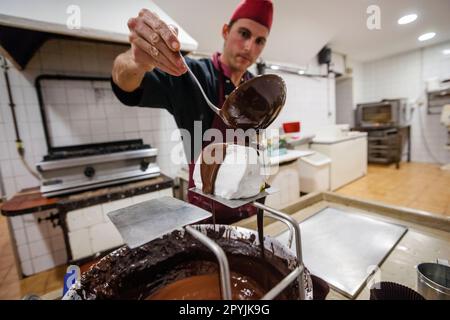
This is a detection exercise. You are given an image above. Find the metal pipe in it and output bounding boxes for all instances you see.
[252,202,305,300]
[185,226,232,300]
[264,211,294,249]
[261,265,304,300]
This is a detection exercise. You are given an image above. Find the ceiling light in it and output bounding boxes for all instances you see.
[443,49,450,55]
[298,70,305,75]
[270,65,280,70]
[398,14,418,25]
[418,32,436,42]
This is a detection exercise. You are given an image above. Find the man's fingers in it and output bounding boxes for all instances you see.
[142,11,180,52]
[168,24,179,36]
[134,23,185,71]
[132,37,183,76]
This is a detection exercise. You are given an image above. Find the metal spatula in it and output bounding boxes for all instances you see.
[107,196,212,249]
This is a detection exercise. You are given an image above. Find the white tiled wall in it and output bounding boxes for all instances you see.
[67,188,172,261]
[352,41,450,164]
[8,209,67,276]
[7,188,173,276]
[266,69,336,136]
[0,39,183,199]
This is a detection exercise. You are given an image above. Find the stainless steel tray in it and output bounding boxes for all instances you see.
[275,206,407,298]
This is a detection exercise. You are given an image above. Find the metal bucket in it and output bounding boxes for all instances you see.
[416,263,450,300]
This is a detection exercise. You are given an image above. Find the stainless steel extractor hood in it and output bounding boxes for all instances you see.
[0,0,198,69]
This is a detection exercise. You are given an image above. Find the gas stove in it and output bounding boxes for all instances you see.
[37,140,160,197]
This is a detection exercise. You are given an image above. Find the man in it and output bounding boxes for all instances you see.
[111,0,330,300]
[111,0,273,225]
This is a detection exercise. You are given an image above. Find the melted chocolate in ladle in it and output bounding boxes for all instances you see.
[186,62,287,130]
[220,74,287,130]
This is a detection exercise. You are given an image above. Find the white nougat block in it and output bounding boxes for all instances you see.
[68,228,93,260]
[193,144,264,200]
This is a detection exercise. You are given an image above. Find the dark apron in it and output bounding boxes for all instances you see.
[187,62,258,225]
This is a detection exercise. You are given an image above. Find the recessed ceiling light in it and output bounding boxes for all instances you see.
[298,70,305,75]
[418,32,436,42]
[398,14,418,25]
[443,49,450,55]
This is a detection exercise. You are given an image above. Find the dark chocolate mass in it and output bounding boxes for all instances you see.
[200,143,228,194]
[75,226,300,300]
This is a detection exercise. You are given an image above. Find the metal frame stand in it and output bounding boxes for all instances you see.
[184,190,306,300]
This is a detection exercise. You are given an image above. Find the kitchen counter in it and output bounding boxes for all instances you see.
[235,192,450,300]
[1,174,174,277]
[268,149,315,166]
[312,131,367,144]
[1,174,174,216]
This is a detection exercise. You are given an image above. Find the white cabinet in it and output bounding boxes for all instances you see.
[311,134,367,191]
[265,160,300,210]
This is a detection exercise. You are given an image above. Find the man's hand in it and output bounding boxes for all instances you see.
[127,8,187,76]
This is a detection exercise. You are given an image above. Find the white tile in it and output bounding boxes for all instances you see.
[124,118,139,132]
[68,228,93,260]
[29,122,46,140]
[66,205,103,231]
[0,141,10,160]
[21,260,34,276]
[89,222,123,253]
[15,175,39,191]
[47,224,63,237]
[10,215,24,230]
[107,118,124,134]
[29,239,52,258]
[32,254,56,273]
[13,227,27,246]
[89,119,108,135]
[50,234,66,252]
[158,188,173,197]
[17,244,31,261]
[52,249,68,266]
[138,117,153,131]
[25,223,49,242]
[3,177,18,199]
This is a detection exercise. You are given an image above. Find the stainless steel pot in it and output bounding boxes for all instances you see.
[63,224,313,300]
[416,262,450,300]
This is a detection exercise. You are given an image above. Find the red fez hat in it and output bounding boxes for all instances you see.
[230,0,273,31]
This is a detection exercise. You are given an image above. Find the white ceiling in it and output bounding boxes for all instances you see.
[156,0,450,65]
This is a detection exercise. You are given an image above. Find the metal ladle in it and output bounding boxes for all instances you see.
[185,62,287,130]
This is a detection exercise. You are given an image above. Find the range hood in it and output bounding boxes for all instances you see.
[0,0,198,69]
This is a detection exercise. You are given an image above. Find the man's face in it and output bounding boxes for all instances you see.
[222,18,269,72]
